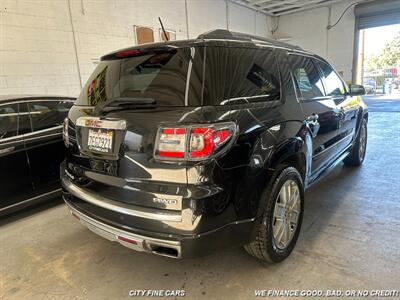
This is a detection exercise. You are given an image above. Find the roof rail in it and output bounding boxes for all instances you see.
[197,29,303,51]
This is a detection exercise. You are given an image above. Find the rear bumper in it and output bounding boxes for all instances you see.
[65,200,182,258]
[61,169,260,258]
[64,193,258,258]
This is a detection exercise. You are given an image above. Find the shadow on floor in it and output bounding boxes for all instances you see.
[0,197,64,227]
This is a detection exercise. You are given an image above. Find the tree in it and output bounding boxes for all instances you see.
[380,32,400,67]
[364,31,400,71]
[364,54,382,71]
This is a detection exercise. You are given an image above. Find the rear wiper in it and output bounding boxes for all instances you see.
[95,97,156,113]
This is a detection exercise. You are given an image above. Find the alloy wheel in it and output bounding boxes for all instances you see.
[359,123,367,161]
[272,179,301,250]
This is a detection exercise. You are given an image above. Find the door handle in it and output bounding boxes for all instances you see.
[0,146,15,154]
[338,108,346,120]
[306,114,319,122]
[305,114,320,138]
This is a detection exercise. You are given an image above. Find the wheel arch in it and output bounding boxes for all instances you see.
[268,138,307,184]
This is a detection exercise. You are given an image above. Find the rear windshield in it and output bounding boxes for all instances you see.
[76,47,199,107]
[76,46,281,107]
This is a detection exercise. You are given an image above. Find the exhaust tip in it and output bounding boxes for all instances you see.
[151,246,180,258]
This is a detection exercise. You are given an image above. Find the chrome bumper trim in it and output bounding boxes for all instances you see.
[61,176,182,222]
[0,189,61,212]
[64,201,182,258]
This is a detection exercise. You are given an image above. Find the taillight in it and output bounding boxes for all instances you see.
[155,122,237,161]
[158,128,186,158]
[63,117,69,148]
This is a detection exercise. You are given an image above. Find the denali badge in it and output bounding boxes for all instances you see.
[153,198,177,205]
[85,119,103,128]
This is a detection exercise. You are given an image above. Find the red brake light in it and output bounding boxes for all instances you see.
[214,129,231,145]
[155,123,236,161]
[117,236,138,245]
[71,211,80,220]
[115,49,141,58]
[189,127,214,158]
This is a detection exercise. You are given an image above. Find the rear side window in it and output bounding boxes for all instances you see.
[29,100,72,131]
[0,104,18,139]
[316,60,347,96]
[202,47,281,105]
[289,55,324,99]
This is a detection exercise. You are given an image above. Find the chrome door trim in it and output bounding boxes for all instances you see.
[23,125,63,137]
[61,176,182,222]
[313,134,353,159]
[0,125,62,143]
[0,146,15,154]
[0,99,74,107]
[23,132,61,142]
[0,188,61,212]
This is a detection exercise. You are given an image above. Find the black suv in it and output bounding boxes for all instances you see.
[61,30,367,262]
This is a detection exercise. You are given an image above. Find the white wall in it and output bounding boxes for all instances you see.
[0,0,80,96]
[274,1,357,82]
[0,0,272,97]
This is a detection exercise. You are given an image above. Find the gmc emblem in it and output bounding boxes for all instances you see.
[85,119,102,128]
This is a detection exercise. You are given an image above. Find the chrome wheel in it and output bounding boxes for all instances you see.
[359,123,367,161]
[272,179,301,250]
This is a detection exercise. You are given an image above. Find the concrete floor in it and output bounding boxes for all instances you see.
[1,97,400,299]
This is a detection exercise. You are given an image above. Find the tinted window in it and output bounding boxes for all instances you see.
[76,47,202,107]
[317,60,347,96]
[203,47,280,105]
[0,104,18,139]
[57,100,74,116]
[29,100,72,131]
[289,55,324,99]
[18,103,32,135]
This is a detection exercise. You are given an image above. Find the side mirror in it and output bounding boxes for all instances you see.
[349,84,366,96]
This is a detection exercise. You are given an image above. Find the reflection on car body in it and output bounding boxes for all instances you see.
[0,95,74,216]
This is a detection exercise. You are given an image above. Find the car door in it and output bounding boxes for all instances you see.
[316,60,359,154]
[24,99,73,193]
[0,102,33,212]
[288,54,342,176]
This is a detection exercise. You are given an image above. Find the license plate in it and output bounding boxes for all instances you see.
[87,129,113,153]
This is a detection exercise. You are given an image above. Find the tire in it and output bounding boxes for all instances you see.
[343,118,367,167]
[244,165,304,263]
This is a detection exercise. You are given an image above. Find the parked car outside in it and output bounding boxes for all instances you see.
[363,84,375,94]
[61,30,368,262]
[0,95,75,216]
[362,78,376,94]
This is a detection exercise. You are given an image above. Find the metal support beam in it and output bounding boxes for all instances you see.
[250,0,275,5]
[269,0,325,14]
[229,0,273,15]
[259,0,299,10]
[273,0,344,16]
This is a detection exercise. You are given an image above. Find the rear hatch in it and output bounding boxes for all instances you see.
[66,44,206,212]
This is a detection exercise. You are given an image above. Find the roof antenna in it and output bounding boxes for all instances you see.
[158,17,169,41]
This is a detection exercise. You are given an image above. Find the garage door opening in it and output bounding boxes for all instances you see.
[356,24,400,112]
[354,0,400,112]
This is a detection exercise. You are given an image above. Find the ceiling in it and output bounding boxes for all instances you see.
[232,0,348,16]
